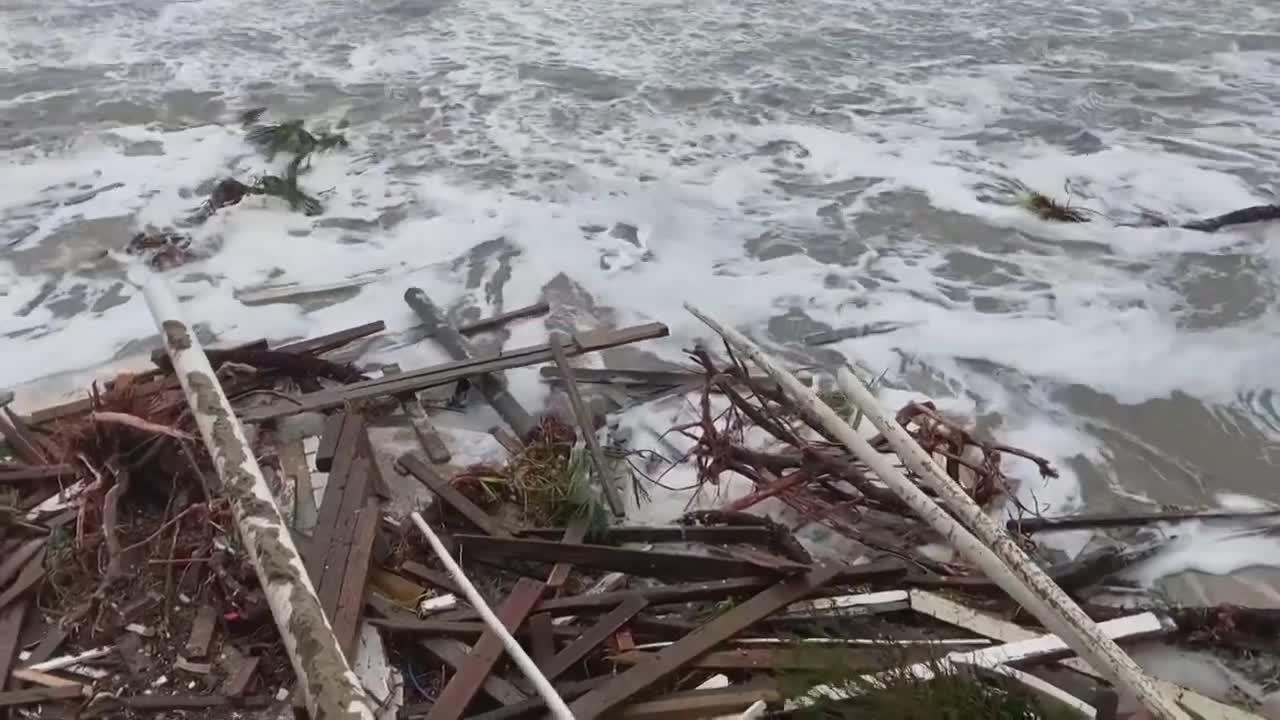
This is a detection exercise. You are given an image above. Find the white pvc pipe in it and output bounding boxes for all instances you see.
[409,511,573,720]
[683,303,1189,720]
[144,277,374,720]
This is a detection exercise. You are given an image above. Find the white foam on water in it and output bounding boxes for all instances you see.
[4,0,1280,584]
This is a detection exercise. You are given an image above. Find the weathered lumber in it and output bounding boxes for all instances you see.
[0,465,76,484]
[406,288,536,437]
[0,546,46,610]
[456,301,551,336]
[548,332,623,515]
[540,596,648,681]
[1010,508,1280,533]
[333,496,380,656]
[464,679,605,720]
[241,322,670,421]
[0,409,48,465]
[439,569,899,622]
[518,525,774,545]
[567,564,842,719]
[144,278,374,720]
[609,646,930,671]
[399,453,513,537]
[0,686,85,707]
[0,538,45,590]
[383,365,452,464]
[544,518,588,590]
[426,578,547,720]
[0,599,29,690]
[453,535,807,580]
[223,656,260,697]
[119,694,270,710]
[528,613,556,667]
[274,321,386,355]
[183,604,219,658]
[371,617,581,639]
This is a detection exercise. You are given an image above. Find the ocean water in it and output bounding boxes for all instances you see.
[3,0,1280,593]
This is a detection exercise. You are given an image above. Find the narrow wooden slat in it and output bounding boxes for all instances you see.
[0,599,30,690]
[0,686,84,707]
[0,538,45,590]
[518,526,773,545]
[548,333,623,515]
[454,535,806,579]
[456,302,550,336]
[184,604,219,658]
[544,518,588,590]
[241,322,670,422]
[317,459,370,616]
[274,321,386,356]
[527,614,555,668]
[0,466,76,484]
[333,496,380,656]
[399,454,513,537]
[542,596,648,681]
[0,408,48,465]
[426,578,546,720]
[305,411,365,582]
[0,547,46,611]
[568,564,842,719]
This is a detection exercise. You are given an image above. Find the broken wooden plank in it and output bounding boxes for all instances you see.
[454,535,808,580]
[241,322,671,421]
[541,596,648,681]
[315,412,346,472]
[406,288,536,438]
[223,656,260,698]
[184,603,219,658]
[548,332,623,515]
[382,364,453,464]
[316,457,372,617]
[544,518,589,591]
[305,410,366,582]
[333,495,380,656]
[456,301,551,336]
[518,526,774,545]
[0,686,85,707]
[1009,508,1280,533]
[274,321,387,356]
[0,599,30,689]
[419,639,529,707]
[0,538,45,590]
[427,578,546,720]
[399,454,514,537]
[568,564,842,719]
[0,546,46,611]
[20,627,67,669]
[119,694,270,710]
[8,668,84,689]
[0,409,48,465]
[609,646,934,671]
[528,613,556,668]
[400,561,464,596]
[0,465,76,484]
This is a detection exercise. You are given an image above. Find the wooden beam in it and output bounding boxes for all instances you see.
[399,454,513,538]
[241,322,670,421]
[0,465,76,484]
[609,646,932,671]
[274,321,386,356]
[0,408,48,465]
[0,546,46,610]
[305,411,366,582]
[528,614,556,668]
[0,538,45,590]
[184,603,219,658]
[456,302,551,336]
[400,561,464,596]
[426,579,546,720]
[541,597,648,681]
[333,496,380,656]
[0,686,84,707]
[0,599,30,690]
[548,332,623,515]
[454,535,808,579]
[568,564,842,719]
[464,678,606,720]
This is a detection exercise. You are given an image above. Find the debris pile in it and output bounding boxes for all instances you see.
[0,287,1273,720]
